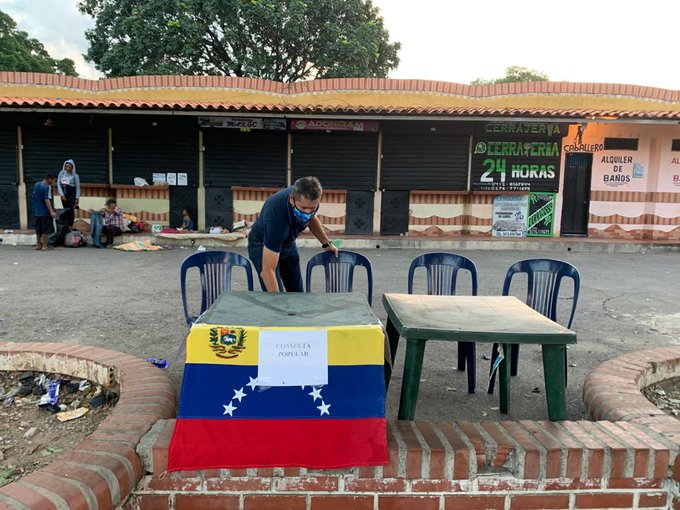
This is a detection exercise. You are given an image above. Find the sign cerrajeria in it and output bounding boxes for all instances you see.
[471,122,566,192]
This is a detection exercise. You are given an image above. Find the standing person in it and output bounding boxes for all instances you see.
[57,159,80,229]
[100,198,124,247]
[248,176,338,292]
[33,173,57,251]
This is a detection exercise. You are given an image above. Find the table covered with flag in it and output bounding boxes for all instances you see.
[168,291,388,470]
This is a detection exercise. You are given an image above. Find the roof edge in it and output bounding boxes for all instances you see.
[0,72,678,102]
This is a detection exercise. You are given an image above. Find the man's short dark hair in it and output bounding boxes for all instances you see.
[45,173,57,180]
[106,198,117,206]
[292,176,322,201]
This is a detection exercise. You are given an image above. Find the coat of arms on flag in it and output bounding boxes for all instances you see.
[168,321,388,470]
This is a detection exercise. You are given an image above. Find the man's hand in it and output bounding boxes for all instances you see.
[49,210,57,219]
[324,242,339,257]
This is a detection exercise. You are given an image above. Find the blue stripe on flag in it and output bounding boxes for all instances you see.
[178,363,385,419]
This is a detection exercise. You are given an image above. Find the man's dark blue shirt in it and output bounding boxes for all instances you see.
[33,181,51,217]
[249,186,310,253]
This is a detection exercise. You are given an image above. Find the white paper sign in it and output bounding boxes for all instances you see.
[492,195,528,237]
[166,173,177,185]
[152,173,166,184]
[178,173,188,186]
[258,329,328,387]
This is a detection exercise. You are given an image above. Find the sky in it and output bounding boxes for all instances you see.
[0,0,678,89]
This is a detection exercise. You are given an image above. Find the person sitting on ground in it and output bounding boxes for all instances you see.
[100,198,124,247]
[181,208,195,231]
[33,173,58,251]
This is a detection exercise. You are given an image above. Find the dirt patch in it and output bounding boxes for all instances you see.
[0,370,116,486]
[643,377,680,419]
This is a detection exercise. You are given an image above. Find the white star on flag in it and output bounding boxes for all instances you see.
[317,400,331,416]
[233,387,246,402]
[223,402,237,416]
[246,376,258,390]
[309,387,323,401]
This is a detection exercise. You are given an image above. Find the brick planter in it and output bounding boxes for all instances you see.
[0,342,175,510]
[128,347,680,510]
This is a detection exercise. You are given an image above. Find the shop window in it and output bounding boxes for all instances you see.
[604,137,638,151]
[671,139,680,151]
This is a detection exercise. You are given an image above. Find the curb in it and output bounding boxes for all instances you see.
[2,232,680,253]
[583,346,680,442]
[0,342,176,510]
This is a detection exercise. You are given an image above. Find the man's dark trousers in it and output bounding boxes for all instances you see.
[248,241,303,292]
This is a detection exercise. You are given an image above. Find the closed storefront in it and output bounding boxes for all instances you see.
[0,119,19,228]
[291,120,379,234]
[21,113,109,227]
[380,122,470,235]
[201,117,287,229]
[112,116,198,228]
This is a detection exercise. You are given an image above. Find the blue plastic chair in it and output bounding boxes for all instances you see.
[487,258,580,394]
[407,253,479,393]
[180,250,254,326]
[305,250,373,305]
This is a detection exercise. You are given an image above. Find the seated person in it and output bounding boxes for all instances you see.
[181,208,195,231]
[100,198,124,246]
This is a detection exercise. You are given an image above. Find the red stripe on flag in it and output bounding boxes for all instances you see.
[168,417,388,470]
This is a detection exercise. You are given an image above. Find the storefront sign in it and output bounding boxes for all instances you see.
[526,193,555,237]
[198,117,286,130]
[600,154,633,187]
[492,195,528,237]
[472,122,565,192]
[289,119,379,132]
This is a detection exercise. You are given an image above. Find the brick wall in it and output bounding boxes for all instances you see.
[125,418,676,510]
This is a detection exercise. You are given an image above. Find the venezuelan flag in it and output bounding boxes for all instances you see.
[167,324,387,470]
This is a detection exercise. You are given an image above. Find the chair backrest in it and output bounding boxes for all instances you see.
[502,258,580,328]
[407,252,478,296]
[305,250,373,304]
[180,250,254,325]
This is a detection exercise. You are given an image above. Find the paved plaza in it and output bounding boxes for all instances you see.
[1,244,678,422]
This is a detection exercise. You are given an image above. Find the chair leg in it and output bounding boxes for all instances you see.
[457,342,466,371]
[464,342,476,394]
[510,344,520,376]
[487,343,499,395]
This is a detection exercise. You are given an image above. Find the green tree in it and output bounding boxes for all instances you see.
[471,65,548,86]
[0,10,78,76]
[77,0,400,81]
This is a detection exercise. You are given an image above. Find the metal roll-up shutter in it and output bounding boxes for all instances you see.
[203,129,287,187]
[0,185,19,228]
[291,132,378,190]
[0,120,17,185]
[381,123,470,190]
[112,116,198,186]
[22,114,108,184]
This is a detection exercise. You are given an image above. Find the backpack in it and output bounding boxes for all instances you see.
[64,229,86,247]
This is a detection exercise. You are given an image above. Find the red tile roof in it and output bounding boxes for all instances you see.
[1,72,680,120]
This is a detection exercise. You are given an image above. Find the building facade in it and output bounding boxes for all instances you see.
[1,73,678,240]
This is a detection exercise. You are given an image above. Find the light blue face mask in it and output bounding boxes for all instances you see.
[291,197,318,223]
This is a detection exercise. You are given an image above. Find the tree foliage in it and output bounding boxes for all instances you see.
[0,10,78,76]
[471,65,548,86]
[78,0,400,81]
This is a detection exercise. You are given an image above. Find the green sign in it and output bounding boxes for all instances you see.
[471,122,565,192]
[526,193,555,237]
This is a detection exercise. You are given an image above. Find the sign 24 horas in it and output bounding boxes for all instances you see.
[472,122,567,192]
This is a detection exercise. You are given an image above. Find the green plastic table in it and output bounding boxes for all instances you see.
[382,293,577,421]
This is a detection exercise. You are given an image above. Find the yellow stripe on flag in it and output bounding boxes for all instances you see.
[186,325,384,366]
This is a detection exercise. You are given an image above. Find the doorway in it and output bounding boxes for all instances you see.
[561,153,592,236]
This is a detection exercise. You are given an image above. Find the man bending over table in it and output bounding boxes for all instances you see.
[248,176,338,292]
